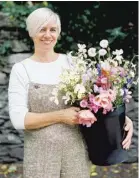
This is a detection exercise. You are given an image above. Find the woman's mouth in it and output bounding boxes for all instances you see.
[43,40,52,44]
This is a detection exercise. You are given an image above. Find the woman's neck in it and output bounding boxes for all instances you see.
[32,49,58,63]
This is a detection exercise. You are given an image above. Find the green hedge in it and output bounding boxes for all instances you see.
[0,1,138,59]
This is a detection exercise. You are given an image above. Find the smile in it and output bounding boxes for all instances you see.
[43,41,52,44]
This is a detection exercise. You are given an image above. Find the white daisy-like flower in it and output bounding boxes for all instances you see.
[112,49,123,56]
[98,49,107,56]
[77,44,87,53]
[88,48,97,57]
[99,39,109,48]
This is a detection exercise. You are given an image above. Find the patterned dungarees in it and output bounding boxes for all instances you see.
[22,64,91,178]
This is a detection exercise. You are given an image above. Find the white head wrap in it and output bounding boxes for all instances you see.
[26,8,61,38]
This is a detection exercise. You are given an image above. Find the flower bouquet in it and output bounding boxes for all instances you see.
[51,40,137,166]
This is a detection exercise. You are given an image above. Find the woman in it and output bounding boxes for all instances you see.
[8,7,133,178]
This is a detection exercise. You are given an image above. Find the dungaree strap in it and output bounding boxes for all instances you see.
[20,62,31,82]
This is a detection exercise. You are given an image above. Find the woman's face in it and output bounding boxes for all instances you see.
[33,19,59,51]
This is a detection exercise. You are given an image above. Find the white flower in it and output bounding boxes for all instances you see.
[94,84,99,93]
[77,44,87,53]
[99,39,109,48]
[74,84,86,94]
[112,49,123,56]
[50,88,59,105]
[88,48,97,57]
[98,49,107,56]
[83,53,87,58]
[115,55,123,64]
[78,93,84,99]
[100,61,111,71]
[130,71,135,77]
[113,61,118,67]
[49,96,59,105]
[120,89,124,96]
[62,93,70,105]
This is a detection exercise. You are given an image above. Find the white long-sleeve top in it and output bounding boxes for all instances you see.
[8,54,70,130]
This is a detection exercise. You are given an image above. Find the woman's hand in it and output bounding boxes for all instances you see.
[59,107,80,125]
[122,116,133,150]
[77,110,97,127]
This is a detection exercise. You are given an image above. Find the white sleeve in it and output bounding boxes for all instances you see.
[8,63,29,130]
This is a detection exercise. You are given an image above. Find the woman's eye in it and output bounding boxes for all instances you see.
[51,29,56,32]
[40,28,45,32]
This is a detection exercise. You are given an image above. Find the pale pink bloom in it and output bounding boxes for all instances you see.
[93,93,113,112]
[107,89,116,102]
[103,109,107,114]
[89,94,95,103]
[99,89,116,102]
[99,87,105,93]
[78,110,97,127]
[88,103,100,113]
[102,102,113,114]
[111,67,119,75]
[80,99,88,108]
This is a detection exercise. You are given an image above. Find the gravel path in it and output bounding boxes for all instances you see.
[0,163,138,178]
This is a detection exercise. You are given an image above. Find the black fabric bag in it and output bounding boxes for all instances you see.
[79,105,128,166]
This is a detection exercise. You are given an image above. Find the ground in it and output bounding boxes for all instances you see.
[0,163,138,178]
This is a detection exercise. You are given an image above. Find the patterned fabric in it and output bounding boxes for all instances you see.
[23,83,91,178]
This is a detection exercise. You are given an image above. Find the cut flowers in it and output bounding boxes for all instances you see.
[50,40,138,127]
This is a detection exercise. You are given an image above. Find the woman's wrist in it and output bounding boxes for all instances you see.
[48,110,65,124]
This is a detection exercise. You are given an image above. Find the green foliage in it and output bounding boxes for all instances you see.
[0,41,12,55]
[52,1,137,59]
[0,1,48,29]
[0,1,137,63]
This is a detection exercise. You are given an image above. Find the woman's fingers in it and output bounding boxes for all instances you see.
[122,116,133,150]
[71,107,80,112]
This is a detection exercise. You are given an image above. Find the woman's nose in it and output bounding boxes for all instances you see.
[44,30,51,37]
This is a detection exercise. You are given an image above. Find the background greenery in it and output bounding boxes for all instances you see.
[0,1,138,62]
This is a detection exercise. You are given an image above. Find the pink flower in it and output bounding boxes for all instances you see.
[78,110,97,127]
[88,103,100,113]
[93,93,113,112]
[102,102,113,114]
[89,94,95,103]
[80,99,88,108]
[101,77,107,84]
[96,76,111,89]
[107,89,116,102]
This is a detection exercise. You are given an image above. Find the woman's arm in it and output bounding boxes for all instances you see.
[24,107,80,130]
[8,63,79,130]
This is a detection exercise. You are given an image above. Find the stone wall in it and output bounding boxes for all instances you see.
[0,12,138,163]
[0,53,31,163]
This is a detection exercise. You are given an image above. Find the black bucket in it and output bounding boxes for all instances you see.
[79,105,128,166]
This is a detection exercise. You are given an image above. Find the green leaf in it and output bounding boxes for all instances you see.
[106,27,128,39]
